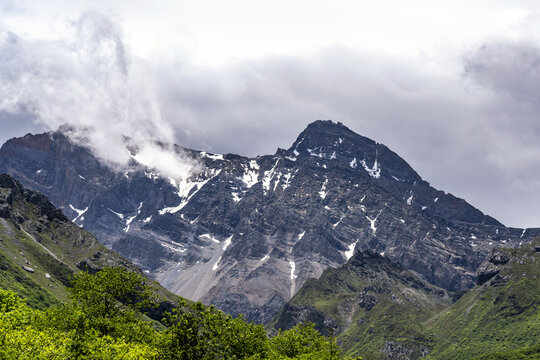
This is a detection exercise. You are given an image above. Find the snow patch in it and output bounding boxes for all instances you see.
[307,148,325,158]
[69,204,88,223]
[434,197,439,202]
[160,242,186,253]
[222,235,233,251]
[242,167,259,188]
[159,171,221,215]
[344,241,357,260]
[520,229,526,238]
[78,175,86,180]
[285,156,297,161]
[246,160,258,170]
[260,254,269,262]
[201,152,224,161]
[298,231,305,240]
[406,192,413,206]
[36,169,43,174]
[199,234,220,243]
[350,157,357,169]
[399,219,405,224]
[365,209,383,234]
[262,160,280,194]
[212,256,222,271]
[330,151,337,160]
[333,215,344,228]
[231,192,242,202]
[360,158,381,178]
[289,260,297,280]
[281,172,293,190]
[143,216,152,223]
[124,202,143,232]
[145,171,160,181]
[319,178,329,199]
[108,208,124,219]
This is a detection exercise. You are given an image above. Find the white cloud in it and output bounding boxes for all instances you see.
[0,11,198,180]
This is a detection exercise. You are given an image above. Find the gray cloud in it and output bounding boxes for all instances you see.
[0,12,198,180]
[152,45,540,228]
[1,12,539,228]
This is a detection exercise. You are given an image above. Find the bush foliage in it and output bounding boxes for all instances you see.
[0,267,355,359]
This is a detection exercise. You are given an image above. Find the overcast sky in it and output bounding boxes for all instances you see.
[1,0,540,228]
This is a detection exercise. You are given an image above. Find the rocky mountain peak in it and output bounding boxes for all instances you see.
[0,122,536,323]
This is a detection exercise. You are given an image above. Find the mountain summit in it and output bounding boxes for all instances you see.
[0,120,537,322]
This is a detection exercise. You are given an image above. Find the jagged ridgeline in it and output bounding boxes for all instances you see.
[0,174,179,310]
[272,241,540,359]
[1,120,539,324]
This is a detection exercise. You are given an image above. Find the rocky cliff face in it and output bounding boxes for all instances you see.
[1,120,538,323]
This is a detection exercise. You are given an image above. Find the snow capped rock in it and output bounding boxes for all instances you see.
[406,192,414,206]
[231,192,242,202]
[199,233,220,243]
[201,152,224,161]
[360,158,381,179]
[69,204,88,223]
[319,178,329,199]
[222,235,233,251]
[160,170,221,215]
[344,241,357,260]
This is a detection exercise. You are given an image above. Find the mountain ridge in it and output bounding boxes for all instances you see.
[1,120,537,323]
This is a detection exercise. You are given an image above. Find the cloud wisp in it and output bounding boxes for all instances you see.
[0,11,197,180]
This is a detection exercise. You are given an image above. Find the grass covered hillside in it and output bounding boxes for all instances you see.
[271,251,451,359]
[426,239,540,360]
[272,240,540,360]
[0,173,180,311]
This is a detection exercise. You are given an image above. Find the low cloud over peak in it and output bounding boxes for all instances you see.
[0,11,198,180]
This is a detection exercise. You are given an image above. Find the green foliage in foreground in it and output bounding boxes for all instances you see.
[0,267,357,360]
[472,344,540,360]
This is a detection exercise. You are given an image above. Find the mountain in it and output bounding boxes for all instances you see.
[0,174,180,313]
[271,250,450,358]
[272,239,540,359]
[1,120,538,323]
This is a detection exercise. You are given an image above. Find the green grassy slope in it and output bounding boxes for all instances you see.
[272,240,540,360]
[426,239,540,360]
[271,251,450,359]
[0,174,182,311]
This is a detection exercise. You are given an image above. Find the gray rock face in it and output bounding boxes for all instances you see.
[1,120,538,323]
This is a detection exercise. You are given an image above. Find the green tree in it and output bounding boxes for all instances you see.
[269,324,341,360]
[159,301,268,359]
